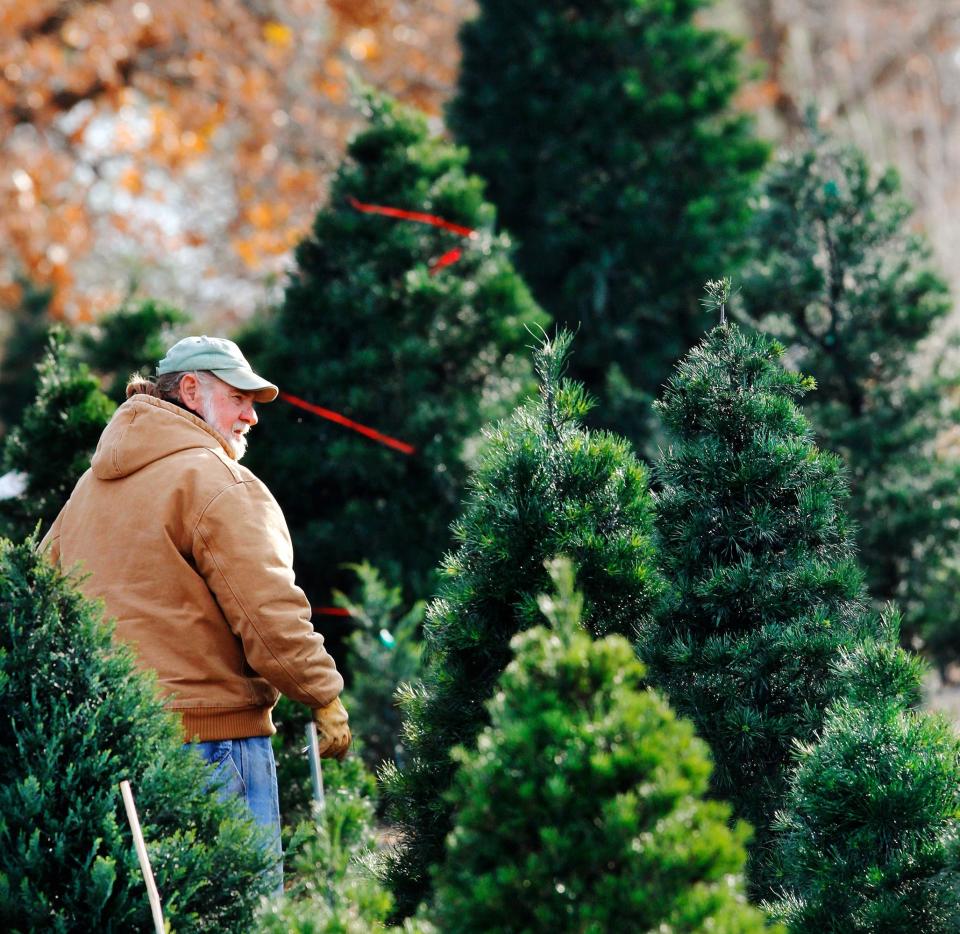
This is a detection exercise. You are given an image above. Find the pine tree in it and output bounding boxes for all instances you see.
[241,88,548,605]
[379,332,663,918]
[270,564,424,824]
[254,757,426,934]
[448,0,768,448]
[0,536,272,931]
[336,563,424,774]
[430,558,774,933]
[80,298,188,403]
[0,278,53,439]
[738,132,960,660]
[771,621,960,930]
[638,321,873,894]
[0,330,116,541]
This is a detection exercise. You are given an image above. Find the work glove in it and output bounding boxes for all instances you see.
[312,697,351,761]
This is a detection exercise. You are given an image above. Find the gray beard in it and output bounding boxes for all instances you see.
[198,392,249,460]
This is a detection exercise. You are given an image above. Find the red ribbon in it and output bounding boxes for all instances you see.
[429,247,463,275]
[313,606,351,617]
[280,391,416,455]
[348,196,477,239]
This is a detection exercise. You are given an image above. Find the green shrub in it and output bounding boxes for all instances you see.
[0,537,272,931]
[430,558,774,933]
[241,88,547,604]
[255,757,415,934]
[380,332,663,918]
[639,321,872,894]
[449,0,767,449]
[0,331,115,542]
[337,563,424,775]
[772,673,960,930]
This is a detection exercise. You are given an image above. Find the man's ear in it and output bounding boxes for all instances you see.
[179,373,202,413]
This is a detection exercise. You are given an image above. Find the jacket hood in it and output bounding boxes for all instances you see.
[91,394,234,480]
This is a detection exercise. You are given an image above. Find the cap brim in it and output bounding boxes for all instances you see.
[210,368,279,403]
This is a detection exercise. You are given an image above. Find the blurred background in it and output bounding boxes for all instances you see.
[2,0,959,330]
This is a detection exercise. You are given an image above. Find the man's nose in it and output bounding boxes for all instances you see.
[242,403,258,426]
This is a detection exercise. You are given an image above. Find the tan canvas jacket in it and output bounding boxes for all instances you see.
[40,393,343,742]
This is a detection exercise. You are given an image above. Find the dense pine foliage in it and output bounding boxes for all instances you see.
[379,333,663,918]
[430,558,773,933]
[0,331,115,541]
[639,322,873,893]
[242,88,548,604]
[0,537,272,931]
[772,625,960,930]
[449,0,768,447]
[739,133,960,661]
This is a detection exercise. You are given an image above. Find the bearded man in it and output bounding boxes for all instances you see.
[40,335,350,875]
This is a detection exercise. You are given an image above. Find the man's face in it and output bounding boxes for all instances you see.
[195,375,258,460]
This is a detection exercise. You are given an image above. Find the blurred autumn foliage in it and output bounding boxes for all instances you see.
[0,0,472,325]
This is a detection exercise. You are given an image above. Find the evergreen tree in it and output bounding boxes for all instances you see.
[449,0,768,447]
[0,536,272,931]
[772,624,960,930]
[0,330,116,541]
[738,132,960,659]
[379,332,663,918]
[336,563,424,774]
[638,321,873,894]
[0,277,52,439]
[271,564,423,823]
[254,757,424,934]
[80,298,188,403]
[241,88,548,604]
[430,558,773,933]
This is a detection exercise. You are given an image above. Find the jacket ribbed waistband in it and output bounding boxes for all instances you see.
[178,706,275,743]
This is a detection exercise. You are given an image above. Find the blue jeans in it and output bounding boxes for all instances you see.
[188,737,283,891]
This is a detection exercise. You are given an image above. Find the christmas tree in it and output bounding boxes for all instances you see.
[0,537,272,931]
[80,298,188,403]
[379,332,663,918]
[638,319,873,893]
[241,88,548,605]
[254,757,425,934]
[336,563,424,774]
[0,277,52,439]
[738,132,960,661]
[449,0,768,448]
[772,620,960,929]
[430,558,773,933]
[0,330,115,541]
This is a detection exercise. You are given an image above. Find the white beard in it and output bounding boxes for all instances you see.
[198,389,249,460]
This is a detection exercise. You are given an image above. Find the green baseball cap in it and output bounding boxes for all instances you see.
[157,335,279,403]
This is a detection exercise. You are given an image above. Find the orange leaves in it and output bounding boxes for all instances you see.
[262,21,293,49]
[0,0,473,323]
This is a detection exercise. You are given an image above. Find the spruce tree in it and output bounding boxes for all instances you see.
[0,277,52,439]
[379,332,663,918]
[241,88,548,604]
[638,321,873,893]
[738,132,960,659]
[0,537,272,931]
[254,757,422,934]
[430,558,773,933]
[0,330,116,541]
[336,563,424,774]
[772,624,960,930]
[449,0,768,447]
[80,298,188,403]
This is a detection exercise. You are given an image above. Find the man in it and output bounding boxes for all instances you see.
[40,335,350,871]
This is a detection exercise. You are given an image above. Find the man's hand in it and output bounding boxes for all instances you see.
[312,697,351,760]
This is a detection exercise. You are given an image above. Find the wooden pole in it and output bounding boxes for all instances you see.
[120,779,165,934]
